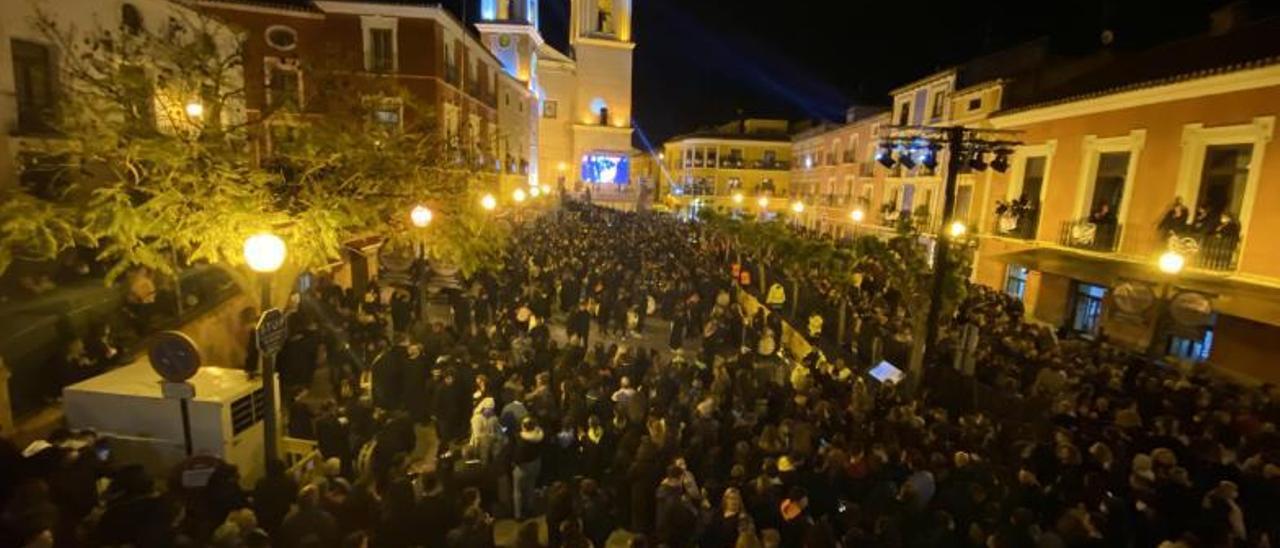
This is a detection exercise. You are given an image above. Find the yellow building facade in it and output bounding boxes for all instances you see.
[660,119,792,210]
[970,64,1280,383]
[477,0,634,193]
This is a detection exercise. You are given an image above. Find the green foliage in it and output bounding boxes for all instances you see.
[3,8,508,292]
[698,209,970,316]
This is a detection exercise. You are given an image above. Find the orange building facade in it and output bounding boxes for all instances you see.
[972,65,1280,383]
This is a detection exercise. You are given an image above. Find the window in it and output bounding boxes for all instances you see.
[1069,282,1107,337]
[758,179,776,194]
[121,3,143,35]
[542,100,558,119]
[11,39,56,133]
[1196,144,1252,221]
[367,98,402,130]
[1019,157,1046,203]
[1168,329,1213,363]
[968,97,982,111]
[897,103,911,126]
[265,25,298,51]
[931,90,946,120]
[1004,265,1028,300]
[369,28,394,72]
[763,150,777,164]
[120,65,155,132]
[955,183,974,222]
[265,58,301,110]
[1088,152,1130,219]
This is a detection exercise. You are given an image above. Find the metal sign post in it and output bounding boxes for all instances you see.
[256,308,287,463]
[149,331,202,457]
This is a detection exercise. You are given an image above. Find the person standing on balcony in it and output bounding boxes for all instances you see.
[1158,197,1191,238]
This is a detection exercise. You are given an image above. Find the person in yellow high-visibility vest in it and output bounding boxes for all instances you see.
[808,312,824,339]
[765,282,786,311]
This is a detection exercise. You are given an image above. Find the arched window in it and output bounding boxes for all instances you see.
[122,3,143,35]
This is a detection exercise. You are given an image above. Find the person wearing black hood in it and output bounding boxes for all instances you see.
[252,459,298,534]
[512,417,545,520]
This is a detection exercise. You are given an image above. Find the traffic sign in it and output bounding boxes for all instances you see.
[256,308,288,355]
[149,331,202,383]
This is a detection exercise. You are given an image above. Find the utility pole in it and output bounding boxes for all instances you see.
[877,125,1022,367]
[924,126,966,355]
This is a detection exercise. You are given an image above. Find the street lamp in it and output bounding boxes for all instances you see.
[791,201,805,214]
[540,183,552,195]
[850,208,865,223]
[513,188,527,203]
[530,186,541,199]
[410,205,433,228]
[242,232,285,465]
[732,192,744,205]
[948,220,968,238]
[757,196,770,209]
[184,100,204,119]
[481,193,498,211]
[1159,250,1186,275]
[1149,250,1187,358]
[244,233,286,274]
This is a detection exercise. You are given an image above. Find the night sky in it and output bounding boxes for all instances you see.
[440,0,1264,146]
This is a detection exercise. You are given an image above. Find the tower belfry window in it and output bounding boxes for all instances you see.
[596,0,614,35]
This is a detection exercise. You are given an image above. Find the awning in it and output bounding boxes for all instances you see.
[996,247,1280,327]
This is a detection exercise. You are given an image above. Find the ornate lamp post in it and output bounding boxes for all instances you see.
[243,232,286,464]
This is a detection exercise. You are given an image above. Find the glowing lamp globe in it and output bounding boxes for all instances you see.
[791,201,805,214]
[757,196,770,208]
[732,192,744,205]
[948,221,968,238]
[850,209,865,223]
[481,194,498,211]
[243,233,286,273]
[185,101,204,118]
[540,184,551,195]
[1158,251,1186,275]
[410,205,433,228]
[513,188,527,203]
[529,186,541,198]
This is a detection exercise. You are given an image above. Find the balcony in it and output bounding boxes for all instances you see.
[753,159,790,171]
[720,158,745,169]
[1160,231,1241,272]
[991,201,1039,240]
[1059,219,1122,253]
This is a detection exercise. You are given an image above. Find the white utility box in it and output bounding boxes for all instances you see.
[63,360,277,488]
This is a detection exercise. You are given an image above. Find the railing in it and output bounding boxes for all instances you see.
[842,151,856,164]
[1059,219,1123,252]
[991,210,1039,240]
[1162,231,1241,272]
[720,158,745,169]
[752,160,790,171]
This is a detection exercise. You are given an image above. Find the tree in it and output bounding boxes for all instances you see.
[1,7,508,304]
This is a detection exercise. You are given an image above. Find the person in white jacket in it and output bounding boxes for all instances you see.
[468,397,501,464]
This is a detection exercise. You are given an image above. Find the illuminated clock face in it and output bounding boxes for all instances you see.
[499,35,512,48]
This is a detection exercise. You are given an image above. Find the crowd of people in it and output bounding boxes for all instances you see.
[3,200,1279,548]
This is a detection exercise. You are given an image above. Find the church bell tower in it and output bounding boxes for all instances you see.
[476,0,543,85]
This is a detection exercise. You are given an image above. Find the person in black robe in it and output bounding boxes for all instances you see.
[371,344,405,412]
